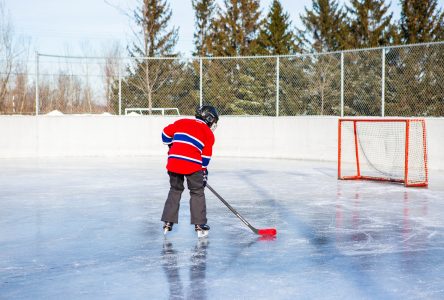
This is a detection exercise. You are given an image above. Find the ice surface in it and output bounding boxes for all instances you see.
[1,157,443,300]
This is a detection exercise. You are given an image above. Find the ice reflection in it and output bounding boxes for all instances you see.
[334,182,431,257]
[188,239,209,300]
[161,240,184,300]
[161,239,209,300]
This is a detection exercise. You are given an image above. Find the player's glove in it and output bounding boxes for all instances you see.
[202,169,208,187]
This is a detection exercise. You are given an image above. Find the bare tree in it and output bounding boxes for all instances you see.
[80,42,94,113]
[0,1,31,114]
[12,60,28,114]
[129,0,178,114]
[102,43,122,113]
[0,1,15,112]
[105,0,180,115]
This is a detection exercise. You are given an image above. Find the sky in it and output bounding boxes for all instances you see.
[4,0,403,58]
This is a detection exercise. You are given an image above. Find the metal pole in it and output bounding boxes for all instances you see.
[199,58,203,107]
[381,48,386,117]
[276,56,280,117]
[340,52,344,117]
[118,59,122,115]
[35,51,39,116]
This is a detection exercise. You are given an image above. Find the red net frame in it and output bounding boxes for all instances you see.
[338,118,428,187]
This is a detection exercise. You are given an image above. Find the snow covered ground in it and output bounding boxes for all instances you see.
[1,157,443,299]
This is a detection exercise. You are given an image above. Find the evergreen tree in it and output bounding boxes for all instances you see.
[210,0,263,56]
[208,1,239,56]
[385,44,444,116]
[300,0,350,52]
[400,0,444,43]
[347,0,397,48]
[258,0,301,55]
[201,0,287,115]
[341,1,397,117]
[201,0,269,115]
[238,0,263,55]
[192,0,216,56]
[297,1,346,116]
[383,0,444,117]
[131,0,178,57]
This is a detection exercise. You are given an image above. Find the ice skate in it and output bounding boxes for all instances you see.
[195,224,210,238]
[163,222,173,235]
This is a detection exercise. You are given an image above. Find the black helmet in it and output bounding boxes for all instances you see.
[195,105,219,130]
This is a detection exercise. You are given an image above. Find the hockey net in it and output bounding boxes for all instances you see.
[338,118,428,187]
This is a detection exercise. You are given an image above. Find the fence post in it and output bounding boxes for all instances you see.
[118,58,122,115]
[276,56,280,117]
[199,58,203,107]
[35,51,39,116]
[381,48,386,117]
[340,52,344,117]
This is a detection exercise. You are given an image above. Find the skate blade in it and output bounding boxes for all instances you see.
[164,228,170,235]
[197,230,209,238]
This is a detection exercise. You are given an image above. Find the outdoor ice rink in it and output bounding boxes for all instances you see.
[1,156,443,300]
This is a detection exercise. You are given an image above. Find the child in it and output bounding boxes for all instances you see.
[161,105,219,236]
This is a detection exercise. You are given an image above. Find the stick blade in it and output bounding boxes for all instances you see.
[257,228,277,236]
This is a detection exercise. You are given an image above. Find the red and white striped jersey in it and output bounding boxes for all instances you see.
[162,118,215,174]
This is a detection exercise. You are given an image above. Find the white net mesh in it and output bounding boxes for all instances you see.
[338,119,427,186]
[407,120,428,185]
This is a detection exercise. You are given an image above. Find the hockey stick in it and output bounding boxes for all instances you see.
[206,183,277,236]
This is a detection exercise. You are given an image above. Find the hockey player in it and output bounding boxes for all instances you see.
[161,105,219,237]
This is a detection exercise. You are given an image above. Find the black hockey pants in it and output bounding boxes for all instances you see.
[161,170,207,225]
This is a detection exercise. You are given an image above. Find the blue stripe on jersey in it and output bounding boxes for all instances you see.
[173,133,204,151]
[162,131,173,144]
[202,156,211,167]
[168,155,202,165]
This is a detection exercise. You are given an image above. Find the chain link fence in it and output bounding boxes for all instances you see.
[280,53,342,116]
[385,43,444,116]
[343,49,383,116]
[203,57,277,116]
[1,42,443,116]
